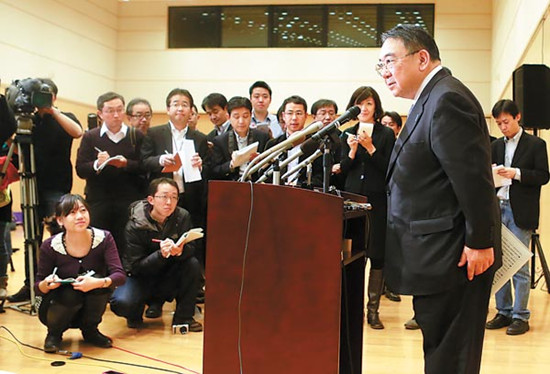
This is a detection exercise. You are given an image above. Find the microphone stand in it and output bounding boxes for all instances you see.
[321,134,338,194]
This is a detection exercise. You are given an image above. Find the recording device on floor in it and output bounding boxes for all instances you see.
[172,323,189,334]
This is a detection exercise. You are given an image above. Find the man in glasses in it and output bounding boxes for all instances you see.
[379,25,501,374]
[265,95,318,186]
[110,178,202,332]
[126,98,153,135]
[141,88,208,229]
[76,92,145,255]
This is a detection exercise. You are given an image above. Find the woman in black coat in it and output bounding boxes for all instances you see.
[340,86,396,329]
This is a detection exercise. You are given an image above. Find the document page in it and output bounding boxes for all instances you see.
[491,224,532,295]
[180,139,202,183]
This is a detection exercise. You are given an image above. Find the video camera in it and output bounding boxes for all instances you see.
[5,78,53,114]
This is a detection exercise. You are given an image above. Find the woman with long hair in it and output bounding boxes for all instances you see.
[35,194,126,353]
[340,86,396,329]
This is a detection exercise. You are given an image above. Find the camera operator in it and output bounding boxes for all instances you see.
[8,78,83,303]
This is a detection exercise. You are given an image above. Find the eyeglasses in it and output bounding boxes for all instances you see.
[284,111,305,117]
[102,107,124,115]
[154,194,179,202]
[129,113,152,120]
[375,50,420,76]
[170,102,190,109]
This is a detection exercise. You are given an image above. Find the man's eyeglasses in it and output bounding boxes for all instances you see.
[102,108,124,115]
[129,113,152,120]
[154,195,179,202]
[375,50,420,76]
[284,111,305,117]
[170,102,190,109]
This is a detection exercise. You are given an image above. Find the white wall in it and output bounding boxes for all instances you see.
[0,0,493,115]
[116,0,492,115]
[0,0,118,105]
[491,0,550,252]
[491,0,550,101]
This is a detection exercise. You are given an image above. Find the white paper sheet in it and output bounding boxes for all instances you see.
[492,165,512,188]
[491,224,532,295]
[179,139,202,183]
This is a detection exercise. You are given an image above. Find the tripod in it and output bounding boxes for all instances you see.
[2,114,40,314]
[530,231,550,293]
[528,128,550,293]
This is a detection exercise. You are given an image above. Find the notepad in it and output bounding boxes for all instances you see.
[232,141,259,167]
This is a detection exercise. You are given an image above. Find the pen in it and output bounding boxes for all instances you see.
[94,147,103,153]
[164,150,171,155]
[152,238,171,258]
[52,267,58,276]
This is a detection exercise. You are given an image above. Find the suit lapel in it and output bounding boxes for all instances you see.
[511,131,527,166]
[161,123,173,153]
[386,69,449,182]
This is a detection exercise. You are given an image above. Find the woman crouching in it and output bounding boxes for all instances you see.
[35,194,126,353]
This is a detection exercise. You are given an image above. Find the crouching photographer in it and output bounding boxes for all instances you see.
[5,78,83,303]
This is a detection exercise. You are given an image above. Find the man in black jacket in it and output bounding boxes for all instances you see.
[110,178,201,331]
[486,99,549,335]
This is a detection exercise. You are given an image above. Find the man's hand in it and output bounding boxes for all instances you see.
[97,151,110,167]
[109,156,127,168]
[496,167,517,179]
[191,153,202,170]
[458,246,494,280]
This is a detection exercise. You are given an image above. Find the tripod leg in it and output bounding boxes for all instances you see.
[531,233,536,289]
[533,234,550,294]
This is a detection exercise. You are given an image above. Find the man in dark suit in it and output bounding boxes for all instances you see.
[201,92,230,145]
[265,95,321,186]
[209,96,270,181]
[486,99,549,335]
[141,88,209,229]
[380,25,501,374]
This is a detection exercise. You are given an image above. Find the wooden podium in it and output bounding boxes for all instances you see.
[204,181,366,374]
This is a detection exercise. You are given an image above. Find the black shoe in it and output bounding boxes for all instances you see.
[7,285,30,303]
[486,314,512,329]
[367,312,384,329]
[506,319,529,335]
[145,303,163,318]
[404,318,420,330]
[127,319,143,329]
[44,333,62,353]
[82,329,113,348]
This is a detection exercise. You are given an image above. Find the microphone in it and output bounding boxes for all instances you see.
[240,121,323,181]
[282,149,323,182]
[311,106,360,141]
[256,149,303,183]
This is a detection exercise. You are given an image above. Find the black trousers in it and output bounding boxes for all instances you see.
[413,267,495,374]
[38,285,112,334]
[88,198,133,256]
[110,256,200,324]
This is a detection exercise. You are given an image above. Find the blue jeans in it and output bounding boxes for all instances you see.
[495,200,531,321]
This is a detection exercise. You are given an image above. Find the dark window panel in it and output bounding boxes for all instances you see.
[168,7,221,48]
[327,5,378,47]
[380,4,435,38]
[272,5,325,47]
[167,4,435,49]
[222,6,269,47]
